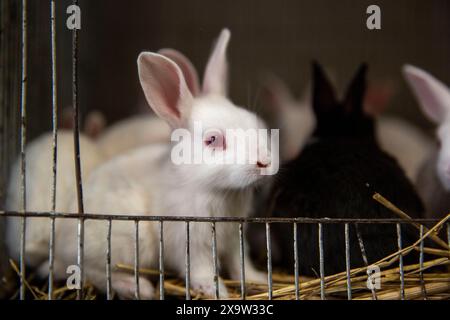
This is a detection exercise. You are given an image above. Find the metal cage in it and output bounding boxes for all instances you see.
[0,1,449,301]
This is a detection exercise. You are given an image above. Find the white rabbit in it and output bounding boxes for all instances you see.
[51,29,272,299]
[364,80,433,183]
[375,117,433,183]
[261,73,432,182]
[61,107,107,139]
[403,65,450,218]
[94,49,200,160]
[95,115,170,160]
[5,130,104,267]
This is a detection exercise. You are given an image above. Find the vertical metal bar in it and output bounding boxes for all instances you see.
[48,0,58,300]
[72,0,85,300]
[159,221,165,300]
[106,219,112,300]
[293,223,299,300]
[185,221,191,300]
[355,224,377,300]
[76,221,84,299]
[344,223,352,300]
[134,221,140,300]
[419,225,427,300]
[71,4,83,211]
[0,18,5,203]
[238,222,246,300]
[397,223,405,300]
[19,0,28,301]
[265,223,273,300]
[211,222,219,299]
[318,223,325,300]
[0,0,4,197]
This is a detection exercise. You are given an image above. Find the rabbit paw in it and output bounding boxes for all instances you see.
[245,268,268,284]
[113,274,155,300]
[229,261,267,285]
[190,277,229,299]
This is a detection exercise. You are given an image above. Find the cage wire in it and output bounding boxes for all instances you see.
[0,0,21,297]
[0,0,449,301]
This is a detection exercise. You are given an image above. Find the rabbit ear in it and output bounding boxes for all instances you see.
[363,80,395,117]
[312,61,337,115]
[343,63,368,113]
[403,65,450,124]
[158,48,200,96]
[261,74,294,110]
[137,52,193,128]
[84,110,106,139]
[202,28,230,96]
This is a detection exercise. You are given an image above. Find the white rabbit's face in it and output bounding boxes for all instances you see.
[403,65,450,191]
[183,96,273,189]
[139,29,279,189]
[437,121,450,190]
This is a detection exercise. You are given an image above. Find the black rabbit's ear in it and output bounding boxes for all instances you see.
[312,61,337,115]
[343,63,368,113]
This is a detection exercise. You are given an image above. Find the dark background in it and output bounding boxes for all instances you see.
[23,0,450,138]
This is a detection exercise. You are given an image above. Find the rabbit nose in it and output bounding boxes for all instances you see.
[257,150,272,168]
[257,156,271,168]
[257,161,269,168]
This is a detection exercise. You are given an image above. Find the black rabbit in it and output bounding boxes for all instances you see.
[263,62,425,276]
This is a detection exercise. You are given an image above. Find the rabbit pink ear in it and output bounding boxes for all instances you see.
[363,80,395,117]
[137,52,193,128]
[403,65,450,124]
[84,110,106,139]
[158,48,200,96]
[261,74,293,110]
[202,28,230,96]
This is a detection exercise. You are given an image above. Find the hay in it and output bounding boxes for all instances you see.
[5,193,450,300]
[114,201,450,301]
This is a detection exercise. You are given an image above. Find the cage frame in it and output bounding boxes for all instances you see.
[0,0,449,301]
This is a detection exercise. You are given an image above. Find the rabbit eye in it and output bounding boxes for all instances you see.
[206,136,216,145]
[204,131,225,149]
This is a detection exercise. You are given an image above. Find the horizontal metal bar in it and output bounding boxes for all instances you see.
[0,211,441,224]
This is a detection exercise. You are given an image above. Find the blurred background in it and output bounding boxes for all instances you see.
[1,0,450,295]
[5,0,450,138]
